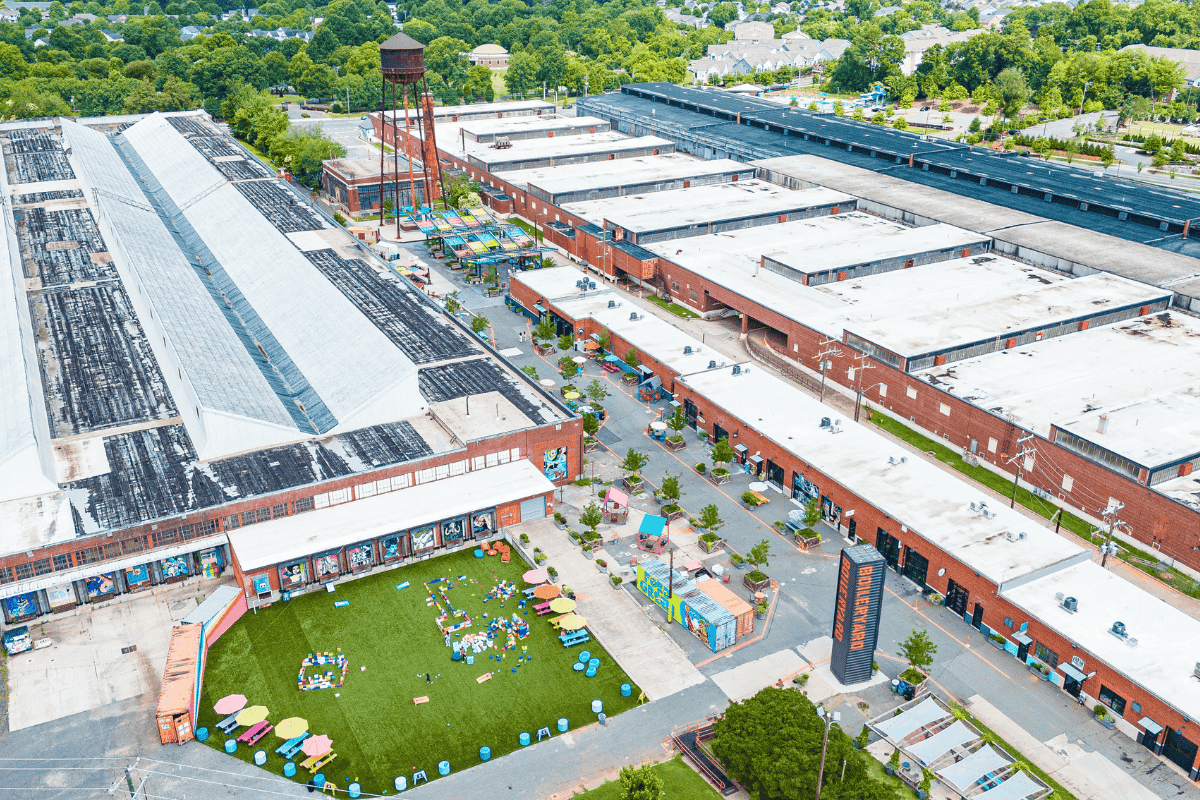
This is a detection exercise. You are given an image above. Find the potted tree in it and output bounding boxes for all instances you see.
[557,333,574,352]
[886,748,901,776]
[917,770,933,799]
[709,436,735,485]
[698,504,723,536]
[582,414,600,453]
[743,538,771,592]
[620,448,649,492]
[659,473,685,521]
[532,318,557,355]
[585,379,608,419]
[897,629,937,692]
[664,406,687,451]
[698,531,723,554]
[580,501,603,538]
[621,348,640,384]
[694,461,707,477]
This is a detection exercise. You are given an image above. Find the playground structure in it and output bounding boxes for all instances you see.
[635,558,750,653]
[636,513,669,554]
[604,487,630,525]
[426,576,474,635]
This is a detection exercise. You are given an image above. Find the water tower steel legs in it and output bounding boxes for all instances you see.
[391,81,400,236]
[403,86,418,233]
[379,78,386,226]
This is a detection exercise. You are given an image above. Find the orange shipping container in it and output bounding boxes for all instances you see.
[156,624,203,745]
[697,580,755,639]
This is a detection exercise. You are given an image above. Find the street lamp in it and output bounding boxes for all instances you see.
[854,381,888,423]
[815,707,841,800]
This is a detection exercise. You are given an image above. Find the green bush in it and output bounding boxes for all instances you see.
[699,532,720,545]
[610,575,622,587]
[730,553,744,566]
[333,212,346,226]
[554,512,565,524]
[747,570,768,583]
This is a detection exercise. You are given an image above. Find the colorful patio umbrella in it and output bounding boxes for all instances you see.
[572,356,586,365]
[214,694,247,715]
[533,584,561,600]
[564,392,580,400]
[540,379,556,388]
[523,568,549,584]
[549,597,576,613]
[301,734,333,757]
[235,705,269,726]
[557,614,586,631]
[275,717,308,740]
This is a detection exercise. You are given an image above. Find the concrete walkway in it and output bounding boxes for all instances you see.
[517,518,706,701]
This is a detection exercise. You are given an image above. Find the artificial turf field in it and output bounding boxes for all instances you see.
[198,548,640,794]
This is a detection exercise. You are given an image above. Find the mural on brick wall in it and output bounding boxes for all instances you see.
[543,446,567,482]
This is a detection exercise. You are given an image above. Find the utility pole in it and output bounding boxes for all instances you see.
[815,707,840,800]
[852,351,876,422]
[1005,434,1036,508]
[1100,498,1126,568]
[814,338,842,404]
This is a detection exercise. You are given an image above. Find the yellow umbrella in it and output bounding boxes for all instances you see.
[549,597,576,613]
[557,614,586,631]
[275,717,308,740]
[564,392,580,400]
[236,705,269,726]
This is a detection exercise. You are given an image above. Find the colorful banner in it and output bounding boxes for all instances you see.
[543,446,568,481]
[251,574,271,596]
[198,548,222,578]
[380,535,405,561]
[46,583,76,609]
[161,555,189,579]
[471,510,495,539]
[280,561,308,589]
[125,563,151,587]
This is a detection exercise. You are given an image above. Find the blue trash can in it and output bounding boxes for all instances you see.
[519,732,530,746]
[578,650,591,664]
[224,739,237,754]
[349,783,362,798]
[479,746,491,761]
[598,713,606,725]
[452,650,463,661]
[557,717,568,732]
[591,699,603,714]
[254,750,266,766]
[438,760,450,776]
[196,727,209,742]
[284,762,296,778]
[314,774,326,788]
[621,683,632,697]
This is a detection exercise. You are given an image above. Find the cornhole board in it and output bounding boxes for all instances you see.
[476,672,494,684]
[413,696,430,705]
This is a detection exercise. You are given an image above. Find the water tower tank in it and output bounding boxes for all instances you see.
[380,32,425,84]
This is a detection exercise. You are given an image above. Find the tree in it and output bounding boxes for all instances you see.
[445,171,480,208]
[619,763,663,800]
[620,448,649,477]
[506,50,539,96]
[534,317,557,343]
[710,435,736,465]
[583,413,599,436]
[471,314,489,333]
[708,2,738,26]
[698,503,724,531]
[803,496,822,529]
[899,629,937,672]
[994,66,1031,121]
[580,501,603,532]
[462,64,495,102]
[0,42,28,81]
[746,538,771,570]
[307,25,339,63]
[1099,147,1115,171]
[623,347,639,369]
[585,379,608,405]
[665,406,686,434]
[660,473,682,503]
[713,687,898,800]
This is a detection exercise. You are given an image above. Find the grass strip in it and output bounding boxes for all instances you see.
[645,294,700,319]
[572,755,724,799]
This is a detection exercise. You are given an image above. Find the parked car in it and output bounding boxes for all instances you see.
[920,106,930,111]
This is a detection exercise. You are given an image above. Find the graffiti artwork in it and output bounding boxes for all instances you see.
[543,446,568,482]
[347,542,373,570]
[160,555,189,578]
[441,517,465,545]
[85,573,117,600]
[471,510,494,538]
[125,564,150,587]
[280,561,308,588]
[411,525,436,552]
[381,535,405,561]
[3,592,38,620]
[314,552,340,579]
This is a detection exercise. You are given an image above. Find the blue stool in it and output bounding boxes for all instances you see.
[452,650,463,661]
[394,776,407,791]
[588,658,600,669]
[598,713,607,725]
[438,760,450,776]
[254,750,266,766]
[519,732,530,746]
[474,549,484,558]
[621,683,632,697]
[196,727,209,742]
[479,746,491,761]
[224,739,237,754]
[314,774,326,788]
[591,699,603,714]
[349,783,361,798]
[586,665,598,678]
[284,762,297,778]
[572,662,585,672]
[557,717,568,732]
[578,651,591,664]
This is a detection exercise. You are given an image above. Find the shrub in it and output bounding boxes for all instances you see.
[694,462,707,473]
[888,748,901,769]
[519,532,529,544]
[333,212,347,226]
[747,570,768,583]
[610,575,622,587]
[730,553,745,566]
[742,490,764,507]
[857,725,870,748]
[554,512,566,524]
[595,558,607,568]
[535,553,547,564]
[900,667,925,685]
[989,632,1006,645]
[662,503,681,514]
[699,532,720,545]
[712,466,730,478]
[756,601,768,614]
[548,566,558,580]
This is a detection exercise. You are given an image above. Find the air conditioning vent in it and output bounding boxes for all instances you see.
[1111,621,1127,638]
[608,300,616,308]
[1062,596,1078,613]
[683,346,693,355]
[820,417,831,428]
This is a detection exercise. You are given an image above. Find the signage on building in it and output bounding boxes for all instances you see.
[830,544,886,685]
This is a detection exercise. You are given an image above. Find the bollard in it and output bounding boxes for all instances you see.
[621,683,632,697]
[479,746,491,761]
[196,727,209,742]
[224,739,237,754]
[394,776,407,791]
[591,699,603,714]
[284,762,297,778]
[254,750,266,766]
[557,717,569,732]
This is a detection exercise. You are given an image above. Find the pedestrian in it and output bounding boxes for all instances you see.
[426,673,431,683]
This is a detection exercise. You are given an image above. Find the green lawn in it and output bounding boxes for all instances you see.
[572,755,723,799]
[645,294,701,320]
[198,548,639,795]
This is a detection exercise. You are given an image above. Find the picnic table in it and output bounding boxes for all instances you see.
[238,721,271,744]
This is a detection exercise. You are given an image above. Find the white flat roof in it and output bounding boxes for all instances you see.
[561,182,854,231]
[1054,391,1200,469]
[679,366,1089,587]
[843,272,1169,359]
[506,154,751,194]
[511,264,608,302]
[469,134,673,169]
[1002,559,1200,725]
[228,460,553,572]
[459,115,608,137]
[380,99,554,121]
[915,311,1200,439]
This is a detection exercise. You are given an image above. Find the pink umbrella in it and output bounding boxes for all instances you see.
[214,694,247,715]
[301,734,333,757]
[523,569,549,584]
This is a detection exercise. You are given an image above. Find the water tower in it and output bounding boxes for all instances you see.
[379,32,445,233]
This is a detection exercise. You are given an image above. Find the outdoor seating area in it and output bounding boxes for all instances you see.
[197,547,639,795]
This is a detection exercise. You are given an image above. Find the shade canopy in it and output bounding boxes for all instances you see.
[275,717,308,740]
[214,694,247,715]
[549,597,576,613]
[533,584,561,600]
[603,487,628,507]
[557,614,586,631]
[301,734,333,757]
[638,515,667,536]
[649,421,667,431]
[572,356,586,364]
[540,379,556,387]
[236,705,269,726]
[523,569,550,584]
[748,481,768,491]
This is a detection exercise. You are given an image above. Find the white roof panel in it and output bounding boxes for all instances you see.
[907,720,978,766]
[873,697,949,741]
[936,745,1010,793]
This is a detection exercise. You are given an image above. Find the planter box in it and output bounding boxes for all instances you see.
[583,440,599,453]
[485,287,500,298]
[534,344,556,356]
[699,537,723,554]
[623,477,644,493]
[709,471,731,486]
[1095,715,1115,729]
[664,508,685,522]
[744,574,770,592]
[583,550,594,560]
[987,637,1007,650]
[596,563,608,572]
[665,438,686,452]
[694,469,708,478]
[1027,664,1045,677]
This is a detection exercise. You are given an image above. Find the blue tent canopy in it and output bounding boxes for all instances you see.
[638,515,667,537]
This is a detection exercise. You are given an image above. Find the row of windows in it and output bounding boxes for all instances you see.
[314,451,520,511]
[222,499,311,532]
[0,529,184,585]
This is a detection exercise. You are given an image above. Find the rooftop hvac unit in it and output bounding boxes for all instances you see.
[1111,621,1127,638]
[970,501,979,512]
[683,346,693,355]
[708,360,717,369]
[830,421,842,434]
[732,365,742,375]
[1062,596,1078,613]
[887,455,907,465]
[629,312,640,321]
[820,417,831,428]
[1194,662,1200,680]
[608,300,616,308]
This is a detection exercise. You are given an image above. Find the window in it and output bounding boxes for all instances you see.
[294,497,315,514]
[14,562,32,580]
[224,513,241,529]
[417,467,436,483]
[939,403,951,416]
[391,473,412,490]
[511,448,520,460]
[472,456,486,471]
[689,290,698,303]
[449,460,466,476]
[1062,475,1074,492]
[241,510,256,527]
[32,559,52,576]
[0,566,12,584]
[154,528,179,547]
[435,464,450,479]
[76,546,103,565]
[1098,685,1126,716]
[486,452,499,467]
[877,384,887,398]
[255,507,271,524]
[670,281,679,293]
[328,488,350,505]
[906,385,918,400]
[1132,701,1142,714]
[103,543,121,560]
[53,553,71,571]
[356,482,377,499]
[1034,642,1058,668]
[121,537,144,555]
[847,367,855,382]
[988,437,998,453]
[272,503,287,518]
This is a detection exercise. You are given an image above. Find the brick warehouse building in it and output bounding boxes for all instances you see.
[388,93,1200,575]
[321,155,430,216]
[512,266,1200,777]
[0,111,580,624]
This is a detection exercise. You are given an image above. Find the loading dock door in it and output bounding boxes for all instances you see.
[520,497,546,521]
[902,547,928,588]
[945,580,969,617]
[1164,729,1198,773]
[971,602,985,630]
